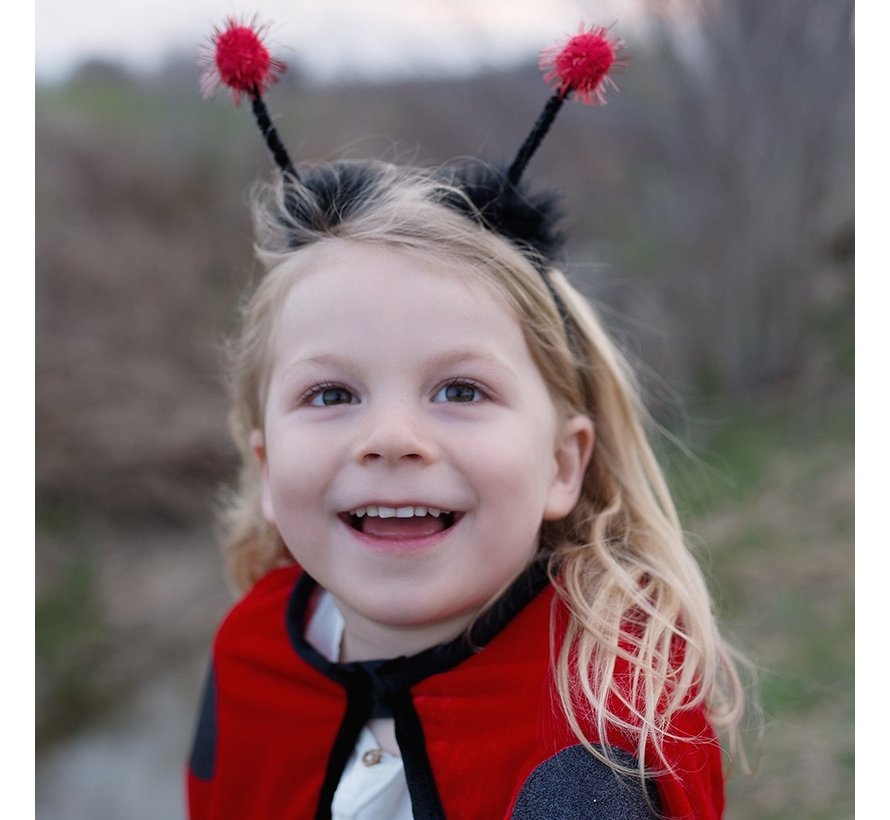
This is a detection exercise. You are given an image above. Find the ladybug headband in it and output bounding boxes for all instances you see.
[200,17,624,275]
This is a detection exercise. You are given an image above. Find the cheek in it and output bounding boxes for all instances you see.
[473,426,557,508]
[267,457,317,502]
[264,437,322,514]
[263,462,327,564]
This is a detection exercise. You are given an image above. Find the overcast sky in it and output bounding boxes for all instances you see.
[35,0,640,81]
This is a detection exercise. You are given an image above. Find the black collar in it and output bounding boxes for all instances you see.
[286,556,551,690]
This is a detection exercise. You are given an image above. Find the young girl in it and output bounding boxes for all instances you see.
[189,19,745,820]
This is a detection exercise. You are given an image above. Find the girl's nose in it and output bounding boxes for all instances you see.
[352,402,438,466]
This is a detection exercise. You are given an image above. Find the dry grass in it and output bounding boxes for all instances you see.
[677,395,854,819]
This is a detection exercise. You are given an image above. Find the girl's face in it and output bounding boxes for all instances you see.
[253,241,592,660]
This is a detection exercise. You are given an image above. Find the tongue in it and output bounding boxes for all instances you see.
[361,515,447,539]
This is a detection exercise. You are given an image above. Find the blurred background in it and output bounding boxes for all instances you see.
[35,0,853,817]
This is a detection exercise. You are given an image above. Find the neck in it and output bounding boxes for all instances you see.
[332,596,476,663]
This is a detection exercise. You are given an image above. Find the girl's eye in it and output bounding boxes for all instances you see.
[434,381,484,403]
[305,385,357,407]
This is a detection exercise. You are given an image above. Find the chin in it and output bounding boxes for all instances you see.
[357,596,469,629]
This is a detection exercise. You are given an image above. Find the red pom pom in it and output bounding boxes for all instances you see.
[539,24,624,105]
[200,16,286,105]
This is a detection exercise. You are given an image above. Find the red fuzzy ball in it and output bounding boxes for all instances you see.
[539,25,624,105]
[200,17,286,105]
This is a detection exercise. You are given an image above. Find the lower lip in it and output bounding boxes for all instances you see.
[340,514,463,554]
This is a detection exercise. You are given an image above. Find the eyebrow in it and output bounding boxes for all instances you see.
[278,353,367,383]
[422,349,519,379]
[279,349,519,380]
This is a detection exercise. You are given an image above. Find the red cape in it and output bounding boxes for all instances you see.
[188,564,724,818]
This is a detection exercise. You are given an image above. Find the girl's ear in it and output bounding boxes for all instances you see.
[249,429,277,526]
[543,414,595,521]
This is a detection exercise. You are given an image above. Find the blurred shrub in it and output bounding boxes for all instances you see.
[632,0,854,394]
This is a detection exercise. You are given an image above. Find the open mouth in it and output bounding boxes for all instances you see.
[341,505,460,538]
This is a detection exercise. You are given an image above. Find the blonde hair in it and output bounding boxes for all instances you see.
[220,159,746,780]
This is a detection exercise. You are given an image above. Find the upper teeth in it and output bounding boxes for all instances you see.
[350,505,448,518]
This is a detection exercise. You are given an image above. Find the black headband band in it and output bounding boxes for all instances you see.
[201,18,623,266]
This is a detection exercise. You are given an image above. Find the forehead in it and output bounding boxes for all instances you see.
[269,241,528,361]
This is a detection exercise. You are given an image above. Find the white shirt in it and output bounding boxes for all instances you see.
[306,591,414,820]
